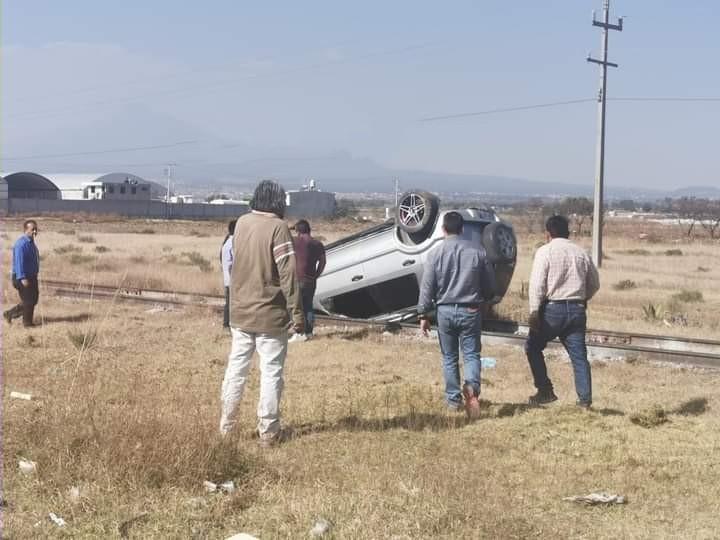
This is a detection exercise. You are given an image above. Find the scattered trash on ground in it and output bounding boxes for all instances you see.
[310,518,333,537]
[563,492,627,505]
[203,480,217,492]
[10,391,33,401]
[145,304,175,314]
[225,533,260,540]
[203,480,235,494]
[219,480,235,493]
[49,512,67,527]
[630,405,668,428]
[481,357,497,369]
[18,459,37,475]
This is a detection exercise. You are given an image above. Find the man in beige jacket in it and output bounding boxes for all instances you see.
[219,180,304,446]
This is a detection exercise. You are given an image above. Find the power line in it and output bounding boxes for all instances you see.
[609,97,720,102]
[420,96,720,123]
[420,99,595,122]
[1,141,198,162]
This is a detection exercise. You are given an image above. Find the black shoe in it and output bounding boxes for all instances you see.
[528,389,558,406]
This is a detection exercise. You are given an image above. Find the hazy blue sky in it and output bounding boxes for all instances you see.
[2,1,719,189]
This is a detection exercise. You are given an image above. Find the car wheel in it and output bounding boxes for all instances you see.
[482,222,517,263]
[395,190,439,235]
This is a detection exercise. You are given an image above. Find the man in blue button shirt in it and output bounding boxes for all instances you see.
[4,220,41,327]
[417,212,496,418]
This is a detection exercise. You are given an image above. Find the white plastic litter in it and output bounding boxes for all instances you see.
[225,534,259,540]
[481,357,497,368]
[563,492,627,505]
[145,305,175,314]
[18,459,37,475]
[203,480,235,494]
[310,518,332,537]
[219,480,235,493]
[10,391,33,400]
[203,480,217,492]
[49,512,66,527]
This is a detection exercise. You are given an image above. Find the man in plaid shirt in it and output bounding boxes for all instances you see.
[525,215,600,408]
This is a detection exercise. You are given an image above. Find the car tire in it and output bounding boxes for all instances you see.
[482,222,517,263]
[395,190,439,235]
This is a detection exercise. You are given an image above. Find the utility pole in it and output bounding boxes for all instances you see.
[164,163,176,218]
[394,177,400,208]
[587,0,622,268]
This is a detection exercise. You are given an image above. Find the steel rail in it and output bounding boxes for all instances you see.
[42,279,720,368]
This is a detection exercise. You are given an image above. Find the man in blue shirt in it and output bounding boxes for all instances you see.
[4,220,41,327]
[417,212,496,418]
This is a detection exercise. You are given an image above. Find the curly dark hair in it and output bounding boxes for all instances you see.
[251,180,286,218]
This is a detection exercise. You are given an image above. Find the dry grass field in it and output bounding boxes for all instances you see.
[2,214,720,538]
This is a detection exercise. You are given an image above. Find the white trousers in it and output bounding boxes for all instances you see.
[219,328,288,436]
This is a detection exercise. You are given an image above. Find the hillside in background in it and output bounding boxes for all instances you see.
[4,104,718,200]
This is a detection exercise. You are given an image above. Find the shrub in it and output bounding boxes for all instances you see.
[642,303,662,322]
[182,251,213,272]
[77,235,97,243]
[58,229,76,236]
[68,329,98,351]
[130,255,148,264]
[672,290,703,303]
[697,266,710,273]
[94,245,110,253]
[619,248,651,256]
[54,244,82,255]
[161,246,173,253]
[630,405,668,428]
[189,230,210,238]
[69,253,96,265]
[664,249,683,256]
[613,279,637,291]
[139,228,156,234]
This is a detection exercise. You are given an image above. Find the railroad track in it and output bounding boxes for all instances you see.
[43,279,720,368]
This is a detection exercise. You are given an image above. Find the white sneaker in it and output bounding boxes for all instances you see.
[288,333,307,343]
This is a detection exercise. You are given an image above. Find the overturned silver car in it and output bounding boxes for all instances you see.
[313,190,517,321]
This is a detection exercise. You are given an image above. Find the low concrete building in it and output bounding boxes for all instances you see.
[286,189,336,218]
[49,173,154,201]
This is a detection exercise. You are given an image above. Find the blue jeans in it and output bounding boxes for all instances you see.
[525,302,592,404]
[436,304,482,406]
[300,283,316,335]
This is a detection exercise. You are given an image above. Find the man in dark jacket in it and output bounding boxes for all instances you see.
[417,212,496,418]
[289,219,326,342]
[4,220,41,328]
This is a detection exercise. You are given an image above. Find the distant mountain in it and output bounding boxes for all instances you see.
[5,104,717,200]
[667,185,720,199]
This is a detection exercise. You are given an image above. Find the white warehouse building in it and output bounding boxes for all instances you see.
[48,173,166,201]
